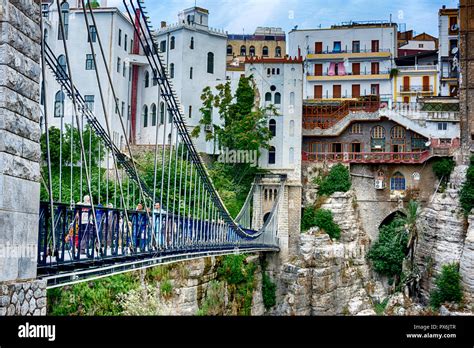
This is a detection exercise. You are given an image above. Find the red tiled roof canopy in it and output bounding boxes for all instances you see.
[245,56,303,64]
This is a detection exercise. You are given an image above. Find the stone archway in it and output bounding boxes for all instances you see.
[379,210,407,228]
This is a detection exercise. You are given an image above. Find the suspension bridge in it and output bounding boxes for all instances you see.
[37,0,284,288]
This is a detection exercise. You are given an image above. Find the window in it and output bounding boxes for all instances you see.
[118,29,122,47]
[188,105,192,118]
[333,41,341,52]
[151,104,157,126]
[267,68,271,75]
[274,92,281,104]
[275,46,282,57]
[227,45,233,55]
[370,84,380,95]
[128,105,131,120]
[145,70,150,87]
[143,105,148,128]
[85,95,95,112]
[58,1,69,40]
[207,52,214,74]
[117,57,121,73]
[239,45,246,56]
[352,41,360,53]
[391,172,406,191]
[272,68,276,75]
[124,34,128,51]
[85,54,95,70]
[289,147,295,164]
[277,68,280,74]
[391,126,405,139]
[121,101,125,118]
[314,64,323,76]
[269,119,276,137]
[44,28,48,42]
[351,123,362,134]
[333,85,341,98]
[249,46,255,56]
[88,25,97,42]
[438,122,448,131]
[57,54,67,79]
[131,39,134,53]
[265,92,272,102]
[160,102,165,124]
[190,67,193,79]
[170,63,175,78]
[123,62,126,77]
[371,62,379,75]
[352,63,360,75]
[314,42,323,54]
[371,40,379,52]
[262,46,269,56]
[190,37,194,49]
[170,36,175,50]
[268,146,276,164]
[54,91,65,118]
[289,120,295,137]
[419,43,424,48]
[160,40,166,53]
[290,92,295,107]
[371,126,385,139]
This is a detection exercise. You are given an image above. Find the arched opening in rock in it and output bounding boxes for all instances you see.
[379,210,406,228]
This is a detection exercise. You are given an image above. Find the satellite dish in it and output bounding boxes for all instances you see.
[452,47,459,55]
[425,141,431,147]
[451,23,459,31]
[343,58,350,69]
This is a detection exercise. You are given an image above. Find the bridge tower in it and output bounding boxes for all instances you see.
[0,0,47,315]
[252,176,302,262]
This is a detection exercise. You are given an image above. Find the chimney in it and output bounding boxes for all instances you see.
[161,21,167,28]
[442,5,446,9]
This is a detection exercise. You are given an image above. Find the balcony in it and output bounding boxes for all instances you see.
[307,48,392,60]
[399,85,434,93]
[307,70,391,81]
[302,150,431,164]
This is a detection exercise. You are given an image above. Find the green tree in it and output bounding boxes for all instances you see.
[318,164,352,196]
[432,158,455,181]
[314,209,341,240]
[460,156,474,215]
[430,263,463,308]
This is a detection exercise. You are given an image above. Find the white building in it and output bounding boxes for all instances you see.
[245,57,303,180]
[438,6,459,97]
[288,22,398,103]
[148,6,228,153]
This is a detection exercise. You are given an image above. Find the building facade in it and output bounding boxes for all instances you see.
[438,6,460,97]
[288,22,398,102]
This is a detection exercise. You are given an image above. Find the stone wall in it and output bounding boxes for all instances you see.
[460,215,474,304]
[0,0,44,315]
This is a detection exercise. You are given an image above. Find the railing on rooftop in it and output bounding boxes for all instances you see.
[302,150,431,164]
[400,85,434,92]
[308,70,390,77]
[307,48,391,55]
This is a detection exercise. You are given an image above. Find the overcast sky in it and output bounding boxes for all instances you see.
[108,0,459,37]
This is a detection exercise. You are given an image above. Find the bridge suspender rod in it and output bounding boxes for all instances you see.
[55,0,101,251]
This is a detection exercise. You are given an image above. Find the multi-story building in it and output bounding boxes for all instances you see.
[398,32,438,57]
[151,6,228,153]
[41,0,140,149]
[288,21,398,102]
[227,27,286,70]
[438,6,460,97]
[244,56,303,181]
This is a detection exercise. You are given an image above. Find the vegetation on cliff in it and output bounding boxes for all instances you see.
[316,164,351,196]
[430,263,463,308]
[460,156,474,216]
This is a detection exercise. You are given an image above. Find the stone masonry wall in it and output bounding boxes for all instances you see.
[0,0,44,315]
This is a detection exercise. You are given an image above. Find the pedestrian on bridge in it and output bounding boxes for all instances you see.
[154,202,167,249]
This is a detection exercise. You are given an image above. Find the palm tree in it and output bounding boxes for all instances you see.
[403,200,420,297]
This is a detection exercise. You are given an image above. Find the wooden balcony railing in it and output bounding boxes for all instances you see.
[302,151,431,164]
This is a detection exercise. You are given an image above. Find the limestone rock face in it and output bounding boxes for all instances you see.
[416,165,468,300]
[274,191,383,316]
[460,215,474,304]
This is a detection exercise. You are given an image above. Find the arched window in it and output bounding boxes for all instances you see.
[371,126,385,139]
[207,52,214,74]
[160,102,165,124]
[144,71,150,88]
[277,68,280,74]
[275,46,282,57]
[289,147,295,164]
[290,92,295,107]
[190,67,193,79]
[249,46,256,56]
[269,119,276,137]
[272,68,276,75]
[267,68,271,75]
[57,54,67,79]
[274,92,281,104]
[265,92,272,102]
[143,105,148,128]
[390,172,406,191]
[227,45,233,55]
[58,1,69,40]
[391,126,405,139]
[168,110,172,124]
[268,146,276,164]
[151,103,157,126]
[44,29,48,43]
[170,36,175,50]
[54,91,65,118]
[289,120,295,136]
[170,63,175,78]
[152,69,158,86]
[240,45,247,56]
[190,37,194,49]
[262,46,269,56]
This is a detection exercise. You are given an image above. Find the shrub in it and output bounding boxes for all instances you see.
[432,158,455,180]
[460,157,474,215]
[197,280,226,316]
[301,207,317,232]
[367,218,408,279]
[118,285,171,316]
[314,209,341,240]
[374,298,389,315]
[430,263,463,308]
[262,272,276,310]
[318,164,351,196]
[160,280,173,298]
